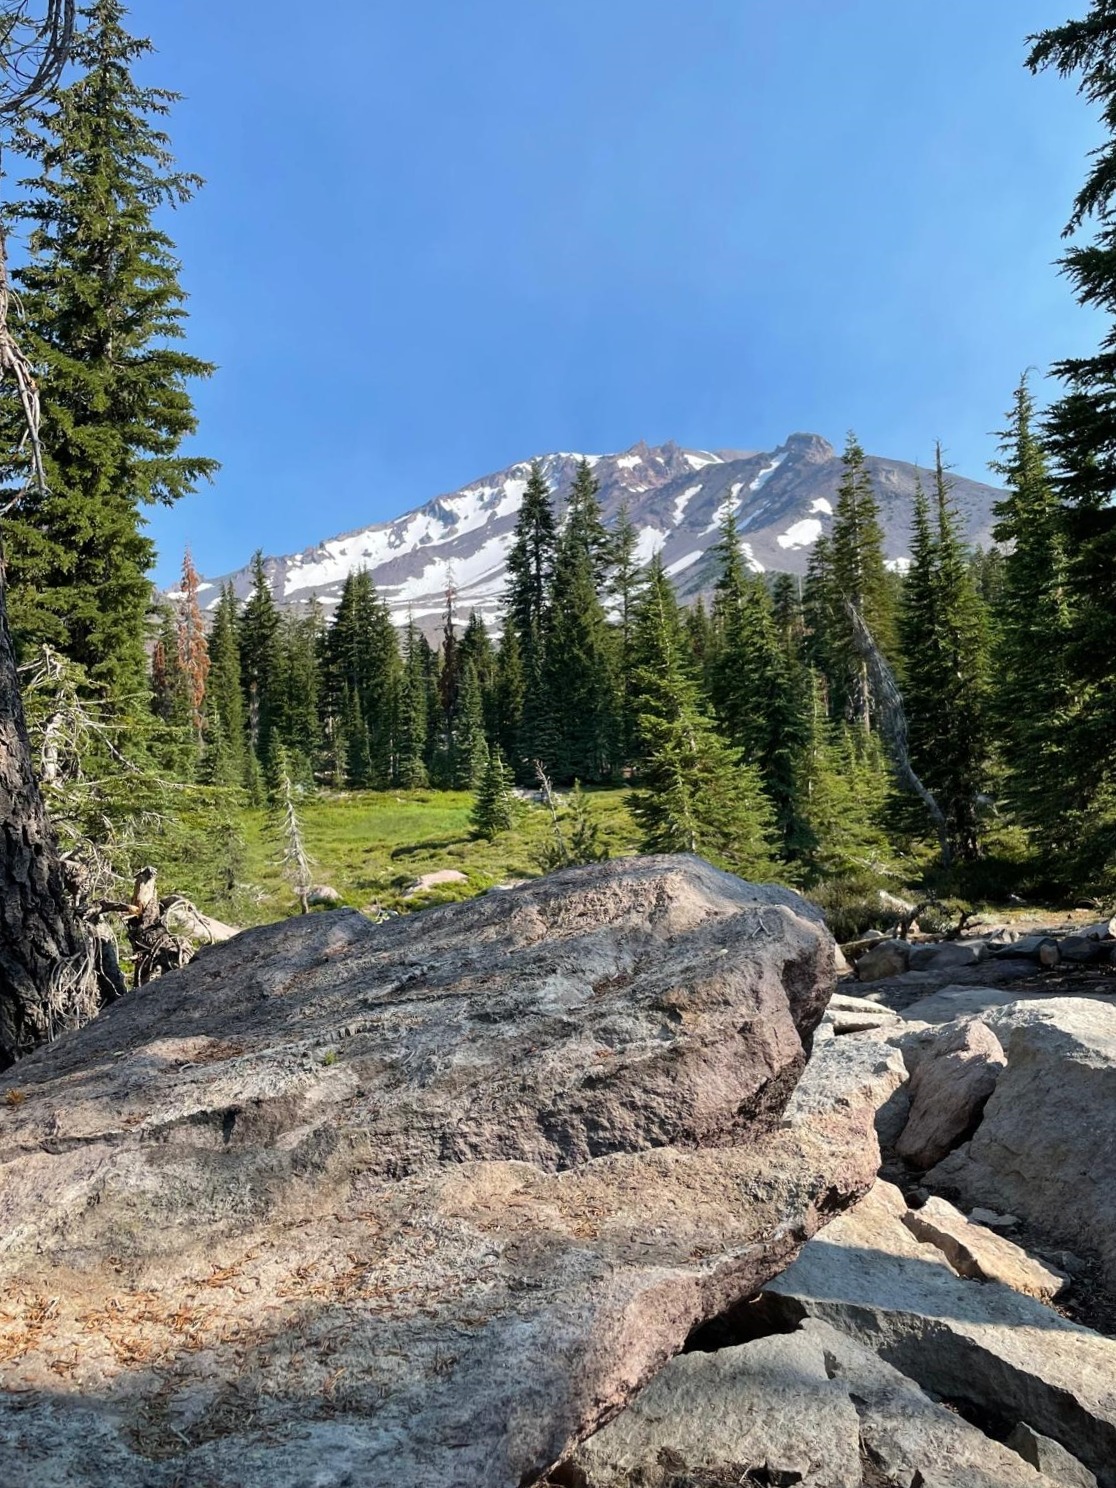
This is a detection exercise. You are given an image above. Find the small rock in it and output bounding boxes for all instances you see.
[968,1207,1019,1230]
[830,993,891,1014]
[305,884,343,908]
[903,1196,1068,1301]
[907,940,989,972]
[1077,916,1116,942]
[1006,1422,1098,1488]
[406,869,470,894]
[856,939,910,982]
[1039,940,1062,968]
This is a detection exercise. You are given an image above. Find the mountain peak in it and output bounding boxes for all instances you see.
[199,436,1005,632]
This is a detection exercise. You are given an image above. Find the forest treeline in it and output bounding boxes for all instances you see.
[5,0,1116,927]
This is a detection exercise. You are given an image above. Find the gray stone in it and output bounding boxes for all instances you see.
[0,856,876,1488]
[563,1328,862,1488]
[908,939,989,971]
[895,1019,1005,1168]
[405,868,470,894]
[1059,934,1110,964]
[804,1320,1064,1488]
[762,1181,1116,1488]
[903,1195,1067,1300]
[899,983,1116,1026]
[991,934,1060,961]
[856,938,910,981]
[929,998,1116,1290]
[969,1206,1019,1230]
[783,1027,909,1148]
[1007,1423,1098,1488]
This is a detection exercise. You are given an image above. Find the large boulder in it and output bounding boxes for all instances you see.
[760,1181,1116,1488]
[0,856,876,1488]
[895,1018,1005,1168]
[927,998,1116,1290]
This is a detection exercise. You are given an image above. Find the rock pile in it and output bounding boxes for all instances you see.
[4,856,1115,1488]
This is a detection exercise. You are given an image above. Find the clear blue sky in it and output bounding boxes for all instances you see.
[129,0,1103,585]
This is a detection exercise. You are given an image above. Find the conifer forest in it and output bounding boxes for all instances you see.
[3,0,1116,1067]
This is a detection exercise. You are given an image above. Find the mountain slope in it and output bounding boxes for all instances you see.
[198,435,1005,627]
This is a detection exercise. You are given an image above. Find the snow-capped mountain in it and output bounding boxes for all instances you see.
[198,435,1005,628]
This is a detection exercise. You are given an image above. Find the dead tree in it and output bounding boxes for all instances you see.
[845,601,953,869]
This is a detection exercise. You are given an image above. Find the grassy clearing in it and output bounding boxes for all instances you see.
[237,785,641,925]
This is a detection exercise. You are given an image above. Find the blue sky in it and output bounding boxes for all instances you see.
[128,0,1103,584]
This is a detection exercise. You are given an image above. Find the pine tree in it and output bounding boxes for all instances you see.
[493,622,525,764]
[325,569,399,788]
[271,609,323,780]
[628,559,779,878]
[709,510,809,855]
[1026,11,1116,850]
[898,449,989,859]
[826,434,896,730]
[238,552,280,766]
[505,460,557,773]
[545,480,619,783]
[989,376,1077,844]
[203,583,247,789]
[470,743,515,840]
[396,617,429,788]
[608,500,644,763]
[150,605,187,728]
[563,459,613,587]
[0,0,216,697]
[453,660,488,788]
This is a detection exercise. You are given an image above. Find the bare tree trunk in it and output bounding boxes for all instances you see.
[0,566,92,1068]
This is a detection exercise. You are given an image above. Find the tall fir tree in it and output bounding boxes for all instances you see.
[989,376,1076,844]
[203,583,247,789]
[898,449,989,859]
[825,433,896,730]
[238,551,280,766]
[545,476,619,783]
[628,558,778,878]
[0,0,216,697]
[709,509,809,855]
[608,500,643,762]
[504,459,557,773]
[396,617,429,789]
[1027,9,1116,854]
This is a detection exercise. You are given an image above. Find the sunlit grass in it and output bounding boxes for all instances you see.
[237,785,640,924]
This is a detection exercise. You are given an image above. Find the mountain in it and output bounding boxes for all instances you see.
[196,435,1005,628]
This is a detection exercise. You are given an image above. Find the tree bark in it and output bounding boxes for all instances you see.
[0,564,91,1068]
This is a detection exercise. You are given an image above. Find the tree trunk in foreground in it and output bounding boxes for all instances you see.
[0,565,91,1069]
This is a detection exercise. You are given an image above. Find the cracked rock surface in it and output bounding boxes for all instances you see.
[0,856,878,1488]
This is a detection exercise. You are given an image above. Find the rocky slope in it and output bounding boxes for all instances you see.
[197,435,1005,629]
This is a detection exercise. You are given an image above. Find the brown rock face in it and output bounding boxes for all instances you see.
[0,856,877,1488]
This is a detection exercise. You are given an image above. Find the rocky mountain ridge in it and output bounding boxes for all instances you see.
[196,434,1006,629]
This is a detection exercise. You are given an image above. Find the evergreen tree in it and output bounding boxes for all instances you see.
[504,460,557,772]
[453,660,488,788]
[493,622,525,764]
[798,680,896,883]
[0,0,216,697]
[628,558,779,878]
[238,551,280,765]
[396,617,429,788]
[826,433,896,730]
[203,583,247,789]
[898,449,989,859]
[458,609,498,741]
[1026,10,1116,850]
[709,510,809,855]
[989,376,1077,844]
[608,500,644,761]
[545,480,619,783]
[325,569,399,787]
[271,609,323,780]
[563,459,613,587]
[470,743,515,840]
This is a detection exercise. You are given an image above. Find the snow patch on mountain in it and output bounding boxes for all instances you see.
[749,451,787,492]
[776,518,824,550]
[672,484,703,525]
[664,550,703,577]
